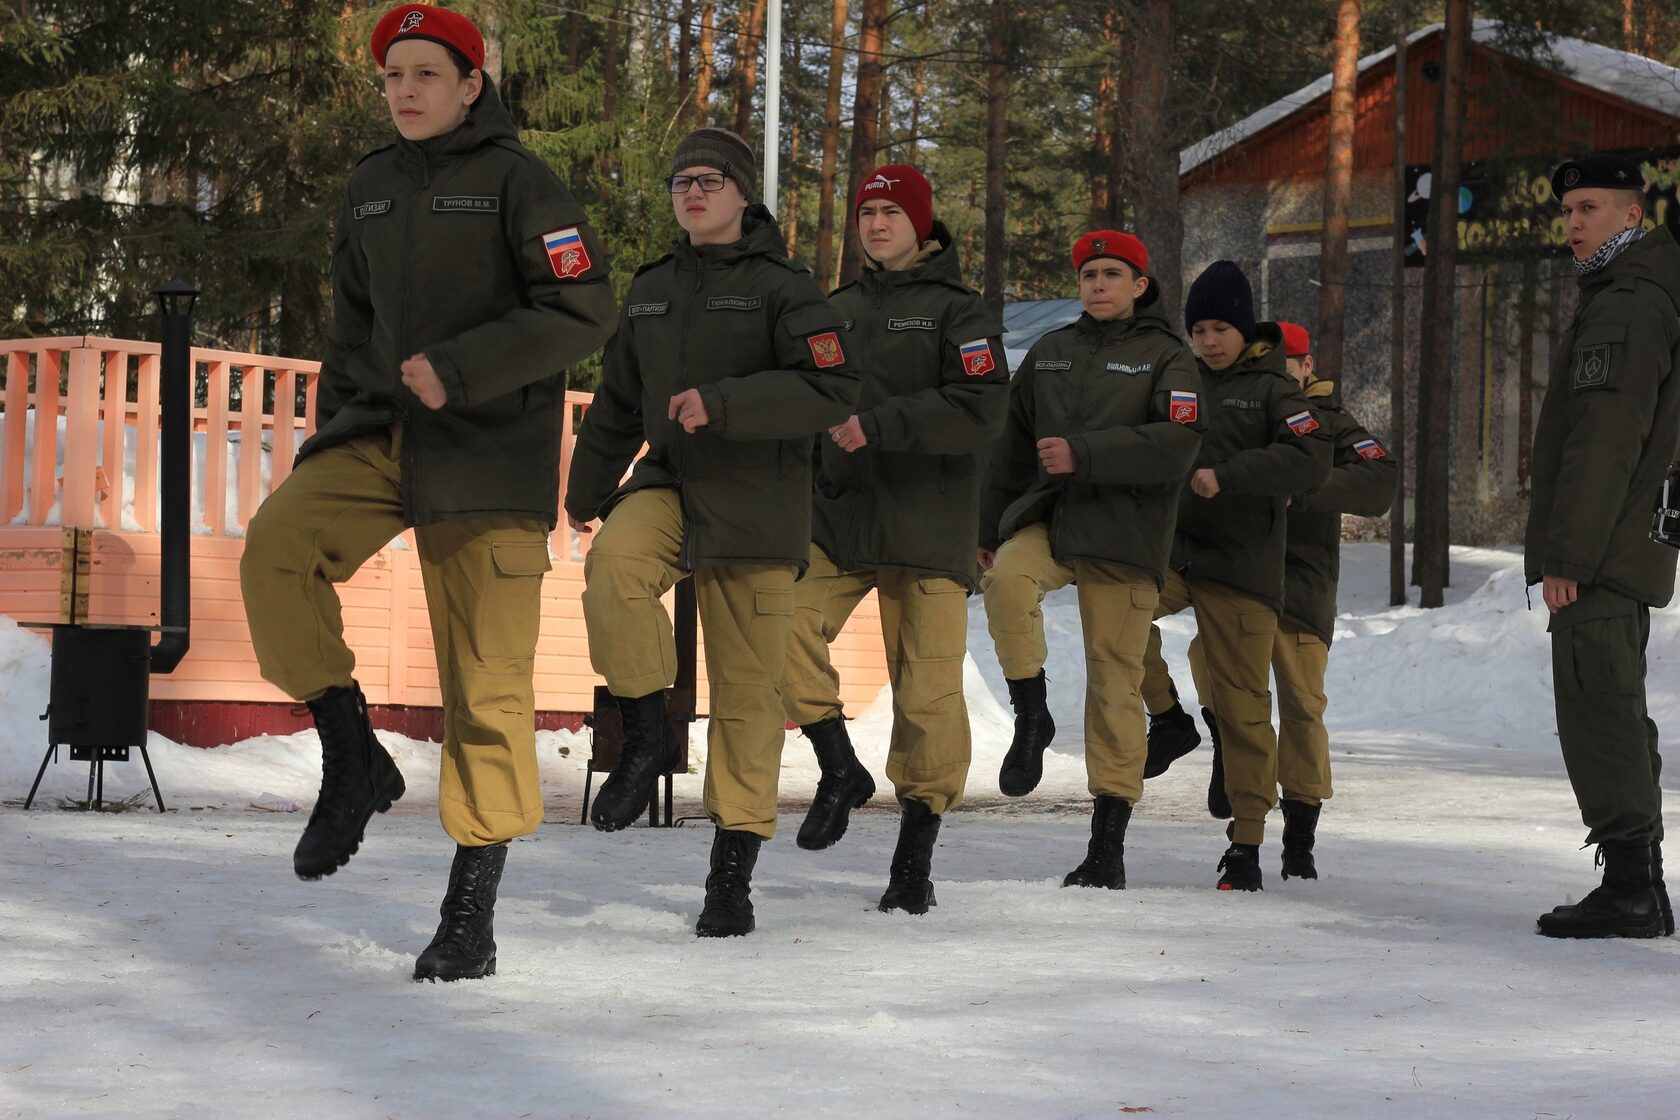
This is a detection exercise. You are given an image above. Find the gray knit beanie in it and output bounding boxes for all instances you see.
[670,127,757,201]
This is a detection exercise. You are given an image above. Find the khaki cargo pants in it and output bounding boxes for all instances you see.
[241,426,550,847]
[981,523,1160,802]
[1271,619,1332,805]
[581,487,796,839]
[781,544,971,814]
[1141,572,1280,846]
[1550,584,1664,846]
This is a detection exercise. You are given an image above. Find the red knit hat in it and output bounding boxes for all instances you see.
[1072,230,1149,275]
[371,4,485,70]
[1279,322,1312,358]
[855,164,934,242]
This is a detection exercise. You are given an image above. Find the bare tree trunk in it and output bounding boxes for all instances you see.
[1318,0,1361,380]
[815,0,848,291]
[1414,0,1469,609]
[603,2,621,121]
[1107,2,1130,227]
[732,0,768,137]
[480,3,503,85]
[908,1,934,161]
[567,7,580,71]
[1389,0,1408,607]
[1093,5,1119,225]
[697,1,716,127]
[839,0,887,283]
[1623,0,1637,50]
[678,0,694,127]
[982,0,1009,318]
[786,102,799,251]
[1130,0,1183,318]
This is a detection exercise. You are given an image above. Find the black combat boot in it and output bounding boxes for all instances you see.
[879,799,941,914]
[1280,799,1321,881]
[1143,701,1201,779]
[294,682,406,880]
[1217,842,1263,891]
[1537,841,1665,939]
[696,828,763,937]
[1655,839,1674,937]
[1062,795,1132,889]
[999,671,1055,797]
[414,842,507,982]
[796,716,876,851]
[591,691,673,832]
[1203,707,1231,820]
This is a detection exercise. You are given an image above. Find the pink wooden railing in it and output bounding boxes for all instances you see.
[0,337,593,538]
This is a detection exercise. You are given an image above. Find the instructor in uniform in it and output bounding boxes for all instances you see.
[1528,154,1679,940]
[240,4,615,981]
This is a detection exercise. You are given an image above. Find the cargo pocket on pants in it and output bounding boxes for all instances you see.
[480,539,551,660]
[908,578,969,661]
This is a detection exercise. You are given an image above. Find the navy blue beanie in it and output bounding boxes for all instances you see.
[1184,260,1257,341]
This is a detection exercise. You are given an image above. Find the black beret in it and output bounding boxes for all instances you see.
[1551,154,1646,200]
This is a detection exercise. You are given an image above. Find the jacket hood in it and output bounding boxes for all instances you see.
[673,203,793,268]
[853,221,967,294]
[1586,225,1680,316]
[1203,320,1290,380]
[396,73,519,167]
[1073,295,1180,344]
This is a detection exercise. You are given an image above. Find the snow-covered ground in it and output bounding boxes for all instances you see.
[2,544,1676,1119]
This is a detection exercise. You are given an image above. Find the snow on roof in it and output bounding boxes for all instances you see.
[1179,20,1680,179]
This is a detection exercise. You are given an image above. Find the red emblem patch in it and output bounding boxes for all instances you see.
[808,331,846,369]
[1169,390,1199,425]
[1285,410,1320,437]
[958,338,997,377]
[542,227,591,280]
[1353,438,1386,460]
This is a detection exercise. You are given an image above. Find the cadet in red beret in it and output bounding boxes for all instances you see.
[240,2,616,982]
[979,229,1205,890]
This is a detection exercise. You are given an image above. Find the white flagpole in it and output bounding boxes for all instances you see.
[764,0,783,215]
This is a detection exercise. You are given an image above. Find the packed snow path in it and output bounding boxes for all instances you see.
[3,545,1676,1118]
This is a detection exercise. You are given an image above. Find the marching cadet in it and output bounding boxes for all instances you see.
[1265,321,1395,879]
[1528,154,1679,939]
[1138,261,1331,890]
[566,128,858,938]
[978,230,1203,888]
[779,164,1008,914]
[240,5,616,981]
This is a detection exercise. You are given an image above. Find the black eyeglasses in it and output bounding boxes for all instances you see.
[665,173,729,194]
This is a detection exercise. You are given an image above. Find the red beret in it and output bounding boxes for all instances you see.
[855,164,935,243]
[1072,230,1149,275]
[371,4,485,71]
[1279,321,1312,358]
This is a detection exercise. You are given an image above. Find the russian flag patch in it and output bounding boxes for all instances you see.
[1169,390,1199,424]
[542,226,591,279]
[1354,438,1386,460]
[1285,410,1320,436]
[958,338,997,377]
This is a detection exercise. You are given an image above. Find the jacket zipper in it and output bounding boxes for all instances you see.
[398,148,432,520]
[676,257,705,570]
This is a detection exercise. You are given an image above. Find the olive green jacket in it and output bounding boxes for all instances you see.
[814,226,1008,588]
[566,208,860,570]
[1282,379,1397,642]
[1525,226,1680,608]
[302,77,616,528]
[982,298,1204,581]
[1172,323,1333,609]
